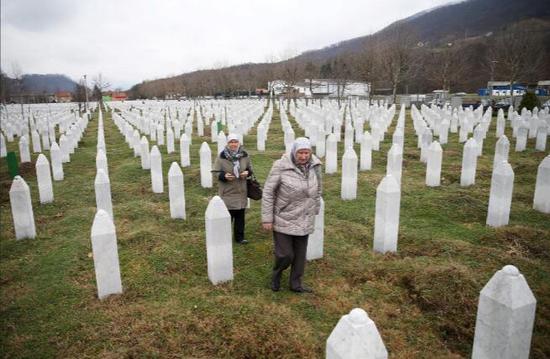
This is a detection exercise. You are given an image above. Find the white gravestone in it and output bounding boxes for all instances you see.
[306,197,324,261]
[95,169,114,220]
[180,134,190,167]
[326,308,388,359]
[166,127,175,154]
[36,154,54,204]
[205,196,233,284]
[91,209,123,300]
[96,149,109,178]
[373,174,401,254]
[535,123,547,151]
[493,135,509,168]
[460,138,478,186]
[200,142,213,188]
[533,155,550,214]
[0,133,7,157]
[360,131,372,171]
[386,143,402,184]
[9,176,36,240]
[426,141,443,187]
[31,130,41,153]
[486,161,514,227]
[150,145,164,193]
[472,265,536,359]
[515,126,528,152]
[50,142,64,181]
[326,133,338,174]
[168,162,186,219]
[341,148,358,200]
[140,136,150,170]
[19,136,31,163]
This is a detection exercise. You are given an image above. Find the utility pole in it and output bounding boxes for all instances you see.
[83,74,89,113]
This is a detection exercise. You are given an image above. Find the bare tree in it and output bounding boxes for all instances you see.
[377,24,418,103]
[332,57,352,108]
[93,73,111,108]
[488,21,544,103]
[424,43,469,93]
[279,49,301,107]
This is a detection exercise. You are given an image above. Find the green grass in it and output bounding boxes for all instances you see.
[1,104,549,358]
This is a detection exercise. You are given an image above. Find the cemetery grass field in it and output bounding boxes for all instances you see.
[1,104,549,358]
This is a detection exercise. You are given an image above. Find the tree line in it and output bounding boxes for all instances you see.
[129,19,549,102]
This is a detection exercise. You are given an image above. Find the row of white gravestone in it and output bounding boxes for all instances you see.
[7,112,94,240]
[325,265,536,359]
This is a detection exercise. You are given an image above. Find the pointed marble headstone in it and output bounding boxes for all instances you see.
[373,174,401,254]
[426,141,442,187]
[341,148,358,200]
[168,162,186,219]
[150,145,163,193]
[326,308,388,359]
[91,209,123,300]
[533,155,550,214]
[486,161,514,227]
[50,142,64,181]
[307,197,324,261]
[493,135,510,168]
[386,143,402,184]
[9,176,36,240]
[140,136,150,170]
[31,130,42,153]
[200,142,213,188]
[535,123,547,152]
[205,196,233,284]
[96,149,109,178]
[325,133,338,174]
[19,136,31,163]
[36,154,54,204]
[180,134,190,167]
[472,265,536,359]
[360,131,372,171]
[95,169,114,220]
[515,127,528,152]
[0,133,7,157]
[41,130,50,151]
[166,127,175,154]
[460,138,478,186]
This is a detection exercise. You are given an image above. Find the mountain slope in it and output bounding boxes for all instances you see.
[21,74,78,93]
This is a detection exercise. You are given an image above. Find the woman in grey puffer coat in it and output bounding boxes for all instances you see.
[262,137,321,293]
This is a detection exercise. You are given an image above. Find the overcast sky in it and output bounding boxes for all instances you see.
[1,0,457,89]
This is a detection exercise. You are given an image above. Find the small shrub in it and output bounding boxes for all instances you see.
[519,91,541,111]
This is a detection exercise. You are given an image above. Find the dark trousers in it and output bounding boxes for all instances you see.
[228,209,245,242]
[272,231,309,290]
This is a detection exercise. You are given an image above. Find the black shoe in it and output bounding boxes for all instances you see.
[271,281,280,292]
[236,239,248,245]
[290,286,313,293]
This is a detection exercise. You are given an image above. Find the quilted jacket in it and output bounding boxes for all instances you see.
[261,153,322,236]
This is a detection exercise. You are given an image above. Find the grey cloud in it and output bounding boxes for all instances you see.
[1,0,78,32]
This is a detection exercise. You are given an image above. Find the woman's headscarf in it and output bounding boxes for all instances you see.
[223,133,244,178]
[291,137,312,174]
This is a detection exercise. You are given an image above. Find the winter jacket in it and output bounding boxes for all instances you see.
[213,149,252,210]
[261,154,322,236]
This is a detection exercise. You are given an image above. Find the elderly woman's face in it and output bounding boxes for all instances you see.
[295,149,312,164]
[228,139,240,152]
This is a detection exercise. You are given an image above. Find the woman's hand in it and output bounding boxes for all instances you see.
[240,170,249,179]
[225,173,236,181]
[262,222,273,231]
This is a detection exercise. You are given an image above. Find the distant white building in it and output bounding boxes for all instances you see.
[268,79,370,98]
